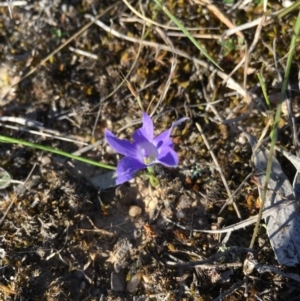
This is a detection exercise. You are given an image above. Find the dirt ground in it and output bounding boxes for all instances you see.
[0,0,300,300]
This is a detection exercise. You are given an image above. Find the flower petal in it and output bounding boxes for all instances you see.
[154,117,189,149]
[171,117,189,129]
[133,112,154,142]
[157,146,179,167]
[153,117,189,149]
[153,128,173,149]
[116,156,147,184]
[105,129,137,157]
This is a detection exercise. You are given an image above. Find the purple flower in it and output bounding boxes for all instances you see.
[105,113,188,184]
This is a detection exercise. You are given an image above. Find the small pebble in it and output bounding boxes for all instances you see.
[176,210,186,219]
[39,156,51,165]
[129,205,142,218]
[126,273,141,292]
[111,271,125,291]
[238,134,247,145]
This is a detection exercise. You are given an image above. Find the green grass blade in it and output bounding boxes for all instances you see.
[257,73,271,109]
[276,0,300,19]
[0,135,116,170]
[250,10,300,248]
[152,0,222,70]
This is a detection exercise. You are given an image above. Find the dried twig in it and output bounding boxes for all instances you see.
[2,3,119,99]
[219,172,253,214]
[162,198,298,234]
[196,122,241,219]
[222,16,266,88]
[76,216,116,238]
[85,15,249,99]
[193,0,244,39]
[167,246,253,268]
[149,26,177,118]
[0,122,88,145]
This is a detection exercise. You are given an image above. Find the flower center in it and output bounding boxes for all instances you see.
[137,141,158,165]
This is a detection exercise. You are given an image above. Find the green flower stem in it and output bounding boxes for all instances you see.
[146,166,160,187]
[147,166,155,175]
[0,135,116,170]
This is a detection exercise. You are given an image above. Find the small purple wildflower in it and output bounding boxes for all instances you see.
[105,113,188,185]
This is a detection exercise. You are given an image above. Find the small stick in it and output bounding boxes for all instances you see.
[2,3,118,99]
[162,197,297,234]
[196,122,241,219]
[85,15,249,99]
[219,172,253,214]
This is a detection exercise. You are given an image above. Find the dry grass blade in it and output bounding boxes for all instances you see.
[196,122,241,219]
[219,172,253,214]
[68,47,98,60]
[162,198,298,234]
[0,123,88,145]
[222,16,266,87]
[275,146,300,197]
[222,5,290,38]
[245,131,300,266]
[0,0,26,6]
[2,3,118,97]
[0,283,17,295]
[122,0,186,30]
[85,15,248,99]
[149,26,177,117]
[2,1,300,299]
[119,14,218,31]
[193,0,244,39]
[213,280,245,301]
[92,4,147,134]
